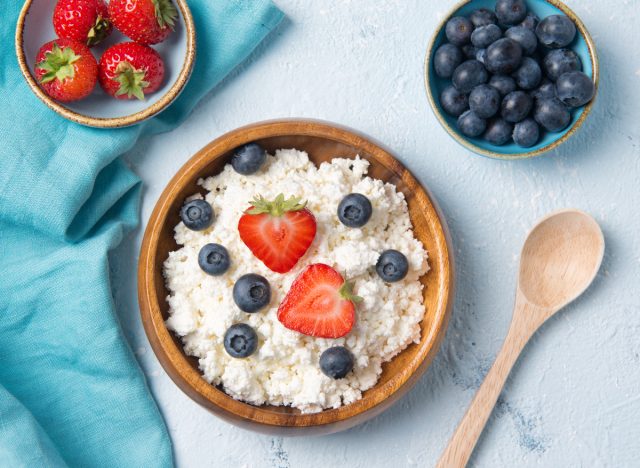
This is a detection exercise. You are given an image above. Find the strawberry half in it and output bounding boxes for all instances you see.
[238,194,316,274]
[277,264,362,338]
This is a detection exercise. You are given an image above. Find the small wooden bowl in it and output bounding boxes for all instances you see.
[138,120,454,435]
[15,0,196,128]
[424,0,598,159]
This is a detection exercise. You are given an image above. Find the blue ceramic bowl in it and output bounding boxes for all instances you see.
[425,0,598,159]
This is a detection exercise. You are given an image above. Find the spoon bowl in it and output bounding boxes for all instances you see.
[519,210,605,311]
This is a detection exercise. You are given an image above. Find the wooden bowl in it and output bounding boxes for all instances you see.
[15,0,196,128]
[424,0,598,159]
[138,120,454,435]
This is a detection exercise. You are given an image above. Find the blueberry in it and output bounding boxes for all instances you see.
[534,98,571,132]
[469,8,497,27]
[555,71,595,107]
[471,24,502,48]
[488,75,517,96]
[319,346,354,379]
[180,199,214,231]
[231,143,266,175]
[457,110,487,137]
[475,48,487,65]
[485,38,523,74]
[513,118,540,147]
[520,12,540,31]
[484,118,514,145]
[198,243,230,276]
[495,0,527,26]
[433,43,463,78]
[445,16,473,46]
[376,249,409,282]
[440,85,469,117]
[452,60,488,93]
[530,80,556,101]
[233,274,271,313]
[512,57,542,90]
[543,49,582,82]
[469,84,501,119]
[337,193,372,228]
[501,91,533,123]
[536,15,576,48]
[461,44,477,60]
[224,324,258,358]
[505,26,537,55]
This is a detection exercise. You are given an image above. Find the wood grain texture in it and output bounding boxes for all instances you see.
[138,119,454,435]
[437,210,604,467]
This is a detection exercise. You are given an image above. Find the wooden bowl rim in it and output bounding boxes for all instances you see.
[138,119,454,431]
[423,0,599,160]
[14,0,196,129]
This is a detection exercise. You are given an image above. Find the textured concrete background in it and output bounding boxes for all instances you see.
[110,0,640,466]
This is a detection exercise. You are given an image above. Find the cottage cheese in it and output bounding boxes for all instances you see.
[163,149,429,413]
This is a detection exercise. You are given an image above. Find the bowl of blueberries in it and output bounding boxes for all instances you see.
[425,0,598,159]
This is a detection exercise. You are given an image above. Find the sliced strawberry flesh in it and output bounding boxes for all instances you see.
[238,195,316,274]
[277,264,358,338]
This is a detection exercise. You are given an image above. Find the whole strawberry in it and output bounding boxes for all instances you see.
[108,0,178,45]
[35,39,98,102]
[53,0,112,47]
[98,42,165,100]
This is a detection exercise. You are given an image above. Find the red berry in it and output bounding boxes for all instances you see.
[277,264,361,339]
[98,42,165,100]
[238,194,317,274]
[53,0,112,47]
[35,39,98,102]
[108,0,178,45]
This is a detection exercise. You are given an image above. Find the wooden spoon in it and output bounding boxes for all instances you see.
[437,209,605,468]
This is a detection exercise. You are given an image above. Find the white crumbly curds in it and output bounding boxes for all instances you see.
[163,149,429,413]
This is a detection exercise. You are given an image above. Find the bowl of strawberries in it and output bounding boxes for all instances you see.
[15,0,196,128]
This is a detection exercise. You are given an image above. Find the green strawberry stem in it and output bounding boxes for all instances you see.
[87,16,111,46]
[114,62,149,101]
[246,194,307,217]
[153,0,178,29]
[339,281,363,304]
[36,43,79,84]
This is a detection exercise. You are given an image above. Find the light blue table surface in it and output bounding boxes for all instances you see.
[111,1,640,466]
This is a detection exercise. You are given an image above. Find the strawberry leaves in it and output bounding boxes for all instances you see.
[338,281,364,304]
[87,15,112,46]
[245,194,307,217]
[153,0,178,30]
[37,43,80,84]
[113,62,150,100]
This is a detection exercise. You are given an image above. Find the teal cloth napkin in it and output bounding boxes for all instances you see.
[0,1,283,466]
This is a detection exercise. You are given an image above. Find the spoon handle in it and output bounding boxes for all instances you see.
[436,308,533,468]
